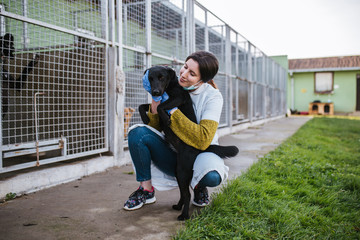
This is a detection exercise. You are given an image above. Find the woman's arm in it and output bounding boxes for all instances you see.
[169,110,218,150]
[169,93,223,150]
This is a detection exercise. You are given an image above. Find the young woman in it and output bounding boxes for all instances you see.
[124,50,229,210]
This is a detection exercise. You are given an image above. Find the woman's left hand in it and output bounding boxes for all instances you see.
[151,99,161,114]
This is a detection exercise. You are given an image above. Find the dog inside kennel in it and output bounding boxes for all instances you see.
[1,0,108,172]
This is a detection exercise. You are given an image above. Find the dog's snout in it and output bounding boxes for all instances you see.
[152,89,161,96]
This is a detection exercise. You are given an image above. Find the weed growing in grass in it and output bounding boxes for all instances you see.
[174,117,360,239]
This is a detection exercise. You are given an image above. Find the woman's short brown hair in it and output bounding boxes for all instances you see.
[186,50,219,83]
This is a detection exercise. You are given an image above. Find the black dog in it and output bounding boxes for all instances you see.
[1,33,39,117]
[139,66,239,220]
[0,33,15,58]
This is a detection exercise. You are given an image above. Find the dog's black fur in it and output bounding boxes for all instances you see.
[1,33,39,117]
[0,33,15,58]
[139,66,239,220]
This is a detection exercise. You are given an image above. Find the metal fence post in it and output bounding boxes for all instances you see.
[204,9,209,51]
[108,0,117,156]
[262,55,266,118]
[247,42,253,122]
[0,57,2,170]
[253,48,257,119]
[186,0,195,54]
[225,25,232,128]
[104,0,109,150]
[108,0,125,163]
[235,33,239,120]
[145,0,151,68]
[22,0,28,49]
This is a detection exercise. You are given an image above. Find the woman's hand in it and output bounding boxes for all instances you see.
[151,99,161,114]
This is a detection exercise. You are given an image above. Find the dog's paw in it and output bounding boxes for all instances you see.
[177,214,189,221]
[172,204,182,211]
[143,116,150,124]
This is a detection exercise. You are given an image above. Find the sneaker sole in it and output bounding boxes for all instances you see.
[123,202,144,211]
[123,197,156,211]
[145,196,156,204]
[191,199,209,207]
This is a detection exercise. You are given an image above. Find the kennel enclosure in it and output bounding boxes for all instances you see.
[1,0,287,174]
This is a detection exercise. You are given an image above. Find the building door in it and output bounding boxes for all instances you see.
[357,74,360,111]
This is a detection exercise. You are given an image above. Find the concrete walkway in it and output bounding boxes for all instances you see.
[0,116,311,240]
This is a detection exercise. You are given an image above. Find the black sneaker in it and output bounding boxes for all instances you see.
[192,186,209,207]
[123,186,156,211]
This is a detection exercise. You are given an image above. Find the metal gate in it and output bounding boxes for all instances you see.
[0,0,109,173]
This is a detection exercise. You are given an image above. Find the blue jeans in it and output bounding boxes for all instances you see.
[128,126,221,188]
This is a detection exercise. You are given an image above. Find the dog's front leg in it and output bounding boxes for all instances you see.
[138,104,151,124]
[157,97,183,126]
[178,184,191,221]
[172,174,191,221]
[172,155,193,221]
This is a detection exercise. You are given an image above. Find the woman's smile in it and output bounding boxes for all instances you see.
[179,77,187,84]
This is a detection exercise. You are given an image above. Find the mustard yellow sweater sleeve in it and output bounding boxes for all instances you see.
[169,109,218,150]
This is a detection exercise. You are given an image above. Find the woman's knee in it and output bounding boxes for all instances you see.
[198,170,221,188]
[128,126,149,145]
[128,126,147,138]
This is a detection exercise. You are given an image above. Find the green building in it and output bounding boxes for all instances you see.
[288,55,360,114]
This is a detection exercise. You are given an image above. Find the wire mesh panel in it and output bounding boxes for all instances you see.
[208,26,225,73]
[123,47,146,134]
[215,73,228,126]
[237,41,248,80]
[200,11,226,72]
[122,0,147,138]
[266,87,273,117]
[1,0,107,172]
[231,78,248,122]
[194,3,206,51]
[122,1,146,49]
[237,80,249,120]
[122,0,190,136]
[231,77,236,121]
[253,83,265,119]
[152,0,187,60]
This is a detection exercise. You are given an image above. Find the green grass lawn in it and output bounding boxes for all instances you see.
[174,117,360,240]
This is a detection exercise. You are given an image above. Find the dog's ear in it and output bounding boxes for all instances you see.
[166,67,177,80]
[1,33,15,58]
[4,33,14,42]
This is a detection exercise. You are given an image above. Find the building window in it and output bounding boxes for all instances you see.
[314,72,333,94]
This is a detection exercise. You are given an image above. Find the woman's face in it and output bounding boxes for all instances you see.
[178,58,202,88]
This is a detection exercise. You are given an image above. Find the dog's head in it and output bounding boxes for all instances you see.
[124,107,135,120]
[145,66,177,97]
[0,33,15,59]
